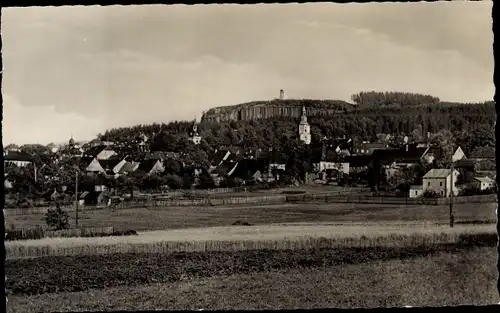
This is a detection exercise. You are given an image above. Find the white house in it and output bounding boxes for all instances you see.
[473,176,495,191]
[409,185,423,198]
[422,168,460,198]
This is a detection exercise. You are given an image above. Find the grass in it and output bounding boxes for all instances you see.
[7,247,498,311]
[5,201,497,232]
[6,224,496,259]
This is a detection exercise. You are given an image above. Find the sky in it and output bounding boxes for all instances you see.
[2,2,494,145]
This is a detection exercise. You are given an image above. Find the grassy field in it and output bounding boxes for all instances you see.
[6,223,496,259]
[6,201,497,232]
[7,247,498,311]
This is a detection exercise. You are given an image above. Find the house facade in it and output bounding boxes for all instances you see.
[472,176,495,191]
[422,168,460,197]
[4,150,33,167]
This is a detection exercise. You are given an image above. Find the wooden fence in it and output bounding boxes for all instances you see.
[6,192,496,216]
[286,193,497,206]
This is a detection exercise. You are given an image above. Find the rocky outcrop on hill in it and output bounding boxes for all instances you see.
[201,99,356,123]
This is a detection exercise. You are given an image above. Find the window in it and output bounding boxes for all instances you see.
[440,182,442,187]
[427,182,430,187]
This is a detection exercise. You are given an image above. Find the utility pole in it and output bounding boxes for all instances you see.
[75,169,79,228]
[449,153,455,228]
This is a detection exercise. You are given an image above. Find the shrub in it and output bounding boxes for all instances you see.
[45,205,70,230]
[421,190,440,199]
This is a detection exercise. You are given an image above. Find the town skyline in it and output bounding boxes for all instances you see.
[2,2,494,145]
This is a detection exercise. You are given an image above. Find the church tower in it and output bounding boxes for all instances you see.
[279,89,285,100]
[189,117,202,145]
[298,106,311,145]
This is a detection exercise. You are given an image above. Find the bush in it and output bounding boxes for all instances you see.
[45,205,70,230]
[421,190,440,199]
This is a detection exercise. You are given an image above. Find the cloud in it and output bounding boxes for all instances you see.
[1,3,493,144]
[2,94,107,145]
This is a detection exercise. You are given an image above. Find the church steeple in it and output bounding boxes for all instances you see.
[189,117,202,145]
[298,106,311,145]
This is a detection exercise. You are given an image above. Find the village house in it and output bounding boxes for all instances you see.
[408,185,423,198]
[137,159,165,176]
[4,150,33,167]
[472,176,496,191]
[422,168,460,198]
[421,145,467,164]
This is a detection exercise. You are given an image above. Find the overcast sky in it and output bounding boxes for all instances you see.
[2,2,494,145]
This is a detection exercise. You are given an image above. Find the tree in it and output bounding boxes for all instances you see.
[45,204,70,230]
[166,174,183,189]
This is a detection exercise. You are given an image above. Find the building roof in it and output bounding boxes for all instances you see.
[212,161,239,177]
[455,159,475,168]
[474,176,495,184]
[79,191,90,199]
[211,150,231,166]
[356,142,386,150]
[137,159,160,173]
[99,159,122,171]
[84,145,115,157]
[344,154,372,167]
[423,168,456,179]
[372,146,428,165]
[4,150,33,162]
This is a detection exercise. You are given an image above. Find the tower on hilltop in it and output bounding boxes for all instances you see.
[298,106,311,145]
[279,89,285,100]
[189,117,202,145]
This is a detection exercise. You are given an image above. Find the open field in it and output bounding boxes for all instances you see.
[6,201,497,232]
[6,223,496,259]
[6,246,498,311]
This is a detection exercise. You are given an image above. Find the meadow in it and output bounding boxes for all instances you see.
[5,199,498,310]
[5,201,497,232]
[7,247,498,312]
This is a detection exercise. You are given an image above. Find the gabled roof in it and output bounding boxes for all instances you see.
[84,145,115,157]
[212,160,239,177]
[4,150,33,162]
[474,176,495,184]
[137,159,161,173]
[119,161,135,174]
[423,168,456,179]
[211,150,231,166]
[99,159,122,171]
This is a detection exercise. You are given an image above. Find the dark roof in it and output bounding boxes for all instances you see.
[455,159,475,168]
[344,155,372,167]
[99,159,122,171]
[372,147,428,165]
[4,150,33,162]
[211,150,230,166]
[84,145,114,157]
[213,161,239,177]
[137,159,160,173]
